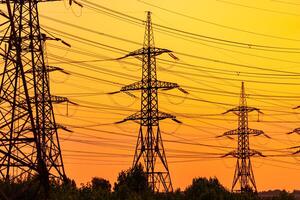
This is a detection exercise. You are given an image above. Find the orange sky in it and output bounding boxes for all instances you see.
[18,0,300,191]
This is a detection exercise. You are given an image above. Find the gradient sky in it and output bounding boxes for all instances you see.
[21,0,300,191]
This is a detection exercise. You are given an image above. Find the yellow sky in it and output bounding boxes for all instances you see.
[20,0,300,191]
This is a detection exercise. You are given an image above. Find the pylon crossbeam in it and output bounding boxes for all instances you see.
[119,111,176,126]
[220,128,265,137]
[121,47,172,59]
[223,106,261,115]
[121,80,179,92]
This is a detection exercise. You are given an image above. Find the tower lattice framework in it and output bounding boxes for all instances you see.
[287,95,300,154]
[218,82,266,193]
[0,0,70,192]
[116,11,187,192]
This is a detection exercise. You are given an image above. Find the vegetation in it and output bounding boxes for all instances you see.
[0,165,295,200]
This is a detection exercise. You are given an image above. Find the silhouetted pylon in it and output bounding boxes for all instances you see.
[113,11,187,192]
[0,0,75,196]
[288,104,300,136]
[287,103,300,154]
[217,82,268,193]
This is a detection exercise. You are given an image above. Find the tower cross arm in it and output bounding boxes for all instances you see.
[291,146,300,154]
[222,149,265,158]
[249,149,265,157]
[222,106,262,115]
[120,81,143,91]
[55,123,73,132]
[288,127,300,135]
[217,128,269,138]
[217,129,238,138]
[25,66,69,75]
[116,111,180,124]
[22,123,72,132]
[157,80,180,90]
[293,105,300,109]
[50,95,77,105]
[116,112,141,124]
[157,111,178,121]
[118,47,172,60]
[120,80,180,92]
[18,95,77,106]
[221,150,238,158]
[247,128,270,138]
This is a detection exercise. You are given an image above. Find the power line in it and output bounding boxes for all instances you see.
[271,0,300,6]
[217,0,300,16]
[137,0,300,42]
[79,0,300,52]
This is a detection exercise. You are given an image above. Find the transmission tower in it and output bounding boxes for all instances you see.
[218,82,267,193]
[287,106,300,153]
[114,11,187,192]
[287,104,300,136]
[0,0,74,195]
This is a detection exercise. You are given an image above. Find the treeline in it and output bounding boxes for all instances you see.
[0,164,295,200]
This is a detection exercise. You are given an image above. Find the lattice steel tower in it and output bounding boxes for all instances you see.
[218,82,266,193]
[287,102,300,153]
[288,105,300,135]
[0,0,71,194]
[115,11,186,192]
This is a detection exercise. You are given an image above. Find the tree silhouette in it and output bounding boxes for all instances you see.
[91,177,111,192]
